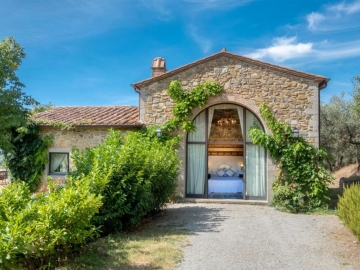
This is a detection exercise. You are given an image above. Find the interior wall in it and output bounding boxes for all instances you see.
[208,156,243,175]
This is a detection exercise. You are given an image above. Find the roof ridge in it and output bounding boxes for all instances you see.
[132,51,329,89]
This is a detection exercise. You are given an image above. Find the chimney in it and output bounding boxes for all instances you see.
[151,57,166,77]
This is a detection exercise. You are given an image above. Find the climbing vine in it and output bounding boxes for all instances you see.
[249,103,333,212]
[162,80,223,133]
[33,119,92,130]
[3,122,53,192]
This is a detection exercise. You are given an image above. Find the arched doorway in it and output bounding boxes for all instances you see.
[186,103,266,200]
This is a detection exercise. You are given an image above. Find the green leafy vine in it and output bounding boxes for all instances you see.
[3,122,53,192]
[162,80,223,133]
[249,103,333,212]
[33,119,92,130]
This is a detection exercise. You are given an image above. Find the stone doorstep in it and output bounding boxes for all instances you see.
[180,198,268,205]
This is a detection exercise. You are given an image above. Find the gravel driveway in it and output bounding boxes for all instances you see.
[155,203,360,270]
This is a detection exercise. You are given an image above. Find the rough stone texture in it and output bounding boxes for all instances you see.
[39,126,130,150]
[137,56,321,200]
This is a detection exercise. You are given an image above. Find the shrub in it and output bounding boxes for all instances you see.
[338,183,360,242]
[70,129,180,235]
[0,178,103,269]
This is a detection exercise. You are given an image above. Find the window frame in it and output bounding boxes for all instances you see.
[48,152,70,175]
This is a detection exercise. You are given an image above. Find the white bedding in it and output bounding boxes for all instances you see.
[208,177,244,194]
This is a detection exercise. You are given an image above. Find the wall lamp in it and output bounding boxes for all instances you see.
[292,127,299,138]
[156,129,162,138]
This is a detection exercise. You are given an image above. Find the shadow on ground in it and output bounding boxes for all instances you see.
[61,206,225,270]
[154,205,227,233]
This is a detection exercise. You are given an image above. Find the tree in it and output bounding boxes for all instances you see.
[320,76,360,171]
[0,37,38,152]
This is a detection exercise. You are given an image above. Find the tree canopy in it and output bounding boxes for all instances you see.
[0,37,37,152]
[320,76,360,171]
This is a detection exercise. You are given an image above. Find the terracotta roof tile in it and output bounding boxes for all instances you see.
[33,106,141,126]
[132,51,330,89]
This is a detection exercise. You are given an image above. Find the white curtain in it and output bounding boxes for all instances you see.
[188,111,205,142]
[246,110,264,141]
[208,107,214,138]
[50,153,67,173]
[187,145,206,194]
[245,111,265,197]
[246,145,265,197]
[236,107,244,139]
[187,110,206,194]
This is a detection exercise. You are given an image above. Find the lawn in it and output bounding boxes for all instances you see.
[58,213,190,270]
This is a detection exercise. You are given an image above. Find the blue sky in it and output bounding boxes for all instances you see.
[1,0,360,106]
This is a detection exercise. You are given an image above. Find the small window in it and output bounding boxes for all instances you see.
[49,153,69,175]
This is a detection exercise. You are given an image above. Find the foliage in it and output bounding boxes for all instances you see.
[249,103,333,212]
[320,76,360,171]
[338,183,360,242]
[70,129,180,235]
[162,80,222,133]
[31,102,54,114]
[0,37,38,152]
[33,118,92,130]
[2,123,52,192]
[352,76,360,117]
[0,178,104,269]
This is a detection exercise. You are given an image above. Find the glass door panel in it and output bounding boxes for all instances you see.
[245,144,266,197]
[245,110,266,199]
[187,144,206,195]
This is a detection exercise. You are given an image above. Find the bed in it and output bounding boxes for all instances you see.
[208,176,244,194]
[208,163,244,195]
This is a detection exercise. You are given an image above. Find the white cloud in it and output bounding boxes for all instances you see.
[189,26,213,53]
[246,37,313,62]
[328,0,360,14]
[306,12,325,30]
[246,37,360,65]
[306,0,360,31]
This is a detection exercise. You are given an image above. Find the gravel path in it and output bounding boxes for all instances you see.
[155,203,360,270]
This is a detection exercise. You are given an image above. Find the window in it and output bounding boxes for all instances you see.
[49,153,69,175]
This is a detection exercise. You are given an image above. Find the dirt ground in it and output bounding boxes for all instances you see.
[327,164,360,267]
[329,163,359,189]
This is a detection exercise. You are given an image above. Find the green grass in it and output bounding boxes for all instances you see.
[57,219,190,270]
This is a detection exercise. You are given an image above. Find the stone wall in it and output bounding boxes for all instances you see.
[138,55,321,201]
[140,56,319,144]
[39,126,130,150]
[39,126,135,181]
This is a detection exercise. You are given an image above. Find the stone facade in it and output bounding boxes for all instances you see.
[139,56,320,144]
[134,53,327,202]
[39,126,135,181]
[39,126,129,150]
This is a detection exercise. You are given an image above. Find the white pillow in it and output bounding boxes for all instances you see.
[225,169,236,177]
[216,169,226,177]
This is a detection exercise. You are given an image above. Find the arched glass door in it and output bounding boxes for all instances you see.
[186,104,266,200]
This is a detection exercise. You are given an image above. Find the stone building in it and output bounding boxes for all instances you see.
[34,50,329,203]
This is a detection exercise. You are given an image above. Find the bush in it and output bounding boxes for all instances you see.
[0,178,103,269]
[338,183,360,242]
[70,129,180,235]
